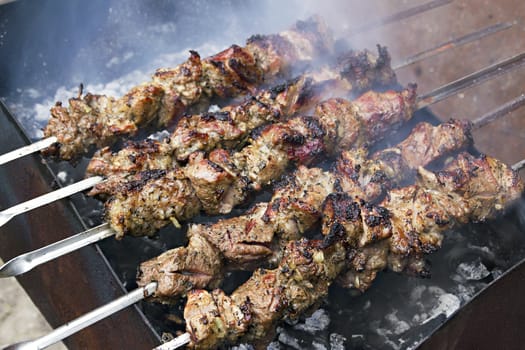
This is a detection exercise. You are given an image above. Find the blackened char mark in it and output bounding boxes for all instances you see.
[322,221,346,248]
[363,206,391,227]
[268,76,301,99]
[120,138,161,153]
[295,77,316,108]
[300,116,326,139]
[209,60,227,75]
[246,33,293,56]
[120,169,168,193]
[200,111,232,122]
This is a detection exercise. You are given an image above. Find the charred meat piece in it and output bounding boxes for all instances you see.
[104,169,200,238]
[378,119,473,170]
[137,234,223,303]
[43,16,334,160]
[315,84,416,153]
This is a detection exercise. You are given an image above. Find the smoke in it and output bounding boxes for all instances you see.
[3,0,399,138]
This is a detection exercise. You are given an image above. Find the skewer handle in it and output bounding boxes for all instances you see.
[416,52,525,109]
[472,93,525,129]
[153,333,191,350]
[2,282,157,350]
[0,176,103,228]
[0,136,57,166]
[0,223,115,278]
[393,21,514,70]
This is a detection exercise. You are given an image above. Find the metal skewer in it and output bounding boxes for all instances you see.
[0,176,104,228]
[0,223,114,277]
[392,21,515,70]
[512,159,525,172]
[2,282,157,350]
[472,93,525,129]
[152,334,191,350]
[349,0,453,35]
[0,136,57,166]
[1,58,525,279]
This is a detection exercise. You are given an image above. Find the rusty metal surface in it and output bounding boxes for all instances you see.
[0,102,159,349]
[420,257,525,350]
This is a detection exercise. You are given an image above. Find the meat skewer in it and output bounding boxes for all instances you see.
[2,88,523,279]
[84,45,396,181]
[0,1,500,167]
[2,38,522,230]
[177,152,523,349]
[99,85,418,237]
[5,152,522,350]
[41,16,334,161]
[136,119,473,301]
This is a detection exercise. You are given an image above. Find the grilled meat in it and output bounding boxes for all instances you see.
[137,120,472,300]
[336,119,473,200]
[181,153,522,349]
[105,169,201,238]
[86,45,396,180]
[326,152,524,291]
[136,165,336,299]
[184,238,348,349]
[104,87,417,238]
[42,17,335,160]
[138,234,223,303]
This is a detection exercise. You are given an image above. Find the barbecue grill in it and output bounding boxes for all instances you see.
[1,0,525,349]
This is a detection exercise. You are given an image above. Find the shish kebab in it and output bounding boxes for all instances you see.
[43,16,334,161]
[1,29,521,228]
[83,21,514,180]
[0,1,508,165]
[2,67,524,278]
[175,151,523,349]
[136,119,474,301]
[84,45,396,188]
[9,150,521,350]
